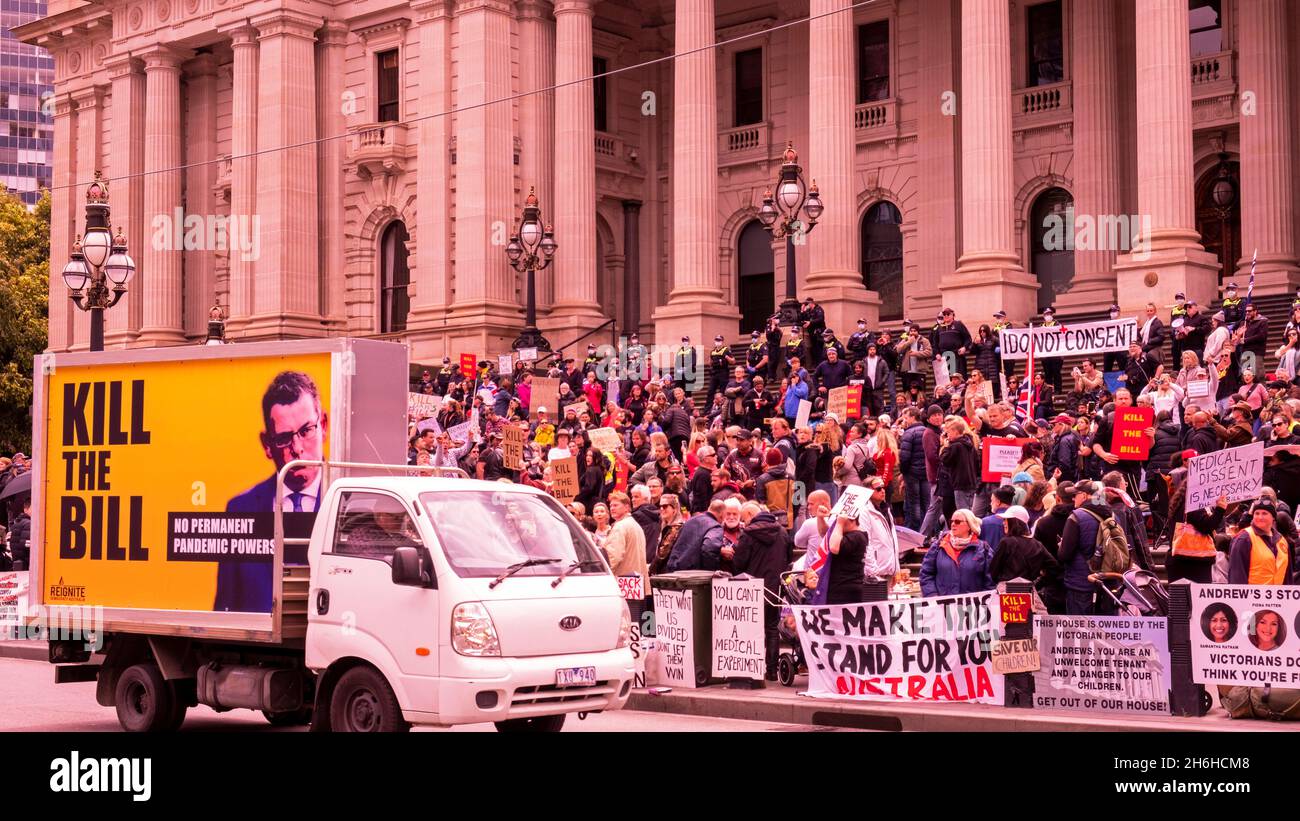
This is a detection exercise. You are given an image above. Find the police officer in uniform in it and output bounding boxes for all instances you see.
[764,315,784,381]
[783,325,804,377]
[436,357,458,395]
[1040,306,1063,393]
[822,328,847,362]
[992,310,1016,391]
[1169,292,1190,365]
[1220,281,1245,330]
[745,330,769,377]
[673,336,697,393]
[582,343,602,376]
[847,318,871,364]
[626,333,647,383]
[1102,304,1128,374]
[708,334,734,403]
[800,297,826,365]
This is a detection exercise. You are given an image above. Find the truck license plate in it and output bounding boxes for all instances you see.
[555,666,597,687]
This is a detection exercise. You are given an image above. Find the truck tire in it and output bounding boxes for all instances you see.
[494,714,566,733]
[114,664,178,733]
[263,707,313,727]
[329,667,409,733]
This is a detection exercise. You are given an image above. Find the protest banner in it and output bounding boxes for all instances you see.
[416,417,443,435]
[0,571,29,637]
[529,377,561,418]
[1033,615,1171,715]
[1112,406,1154,460]
[563,400,589,418]
[407,392,442,422]
[551,455,579,502]
[795,399,812,429]
[447,419,474,444]
[1184,441,1265,512]
[589,427,622,452]
[711,577,766,680]
[618,575,645,601]
[846,384,863,420]
[933,356,950,388]
[1000,317,1138,360]
[502,425,525,470]
[1186,378,1211,399]
[459,353,476,380]
[650,587,697,688]
[497,353,513,374]
[619,574,648,687]
[793,592,1004,703]
[1000,593,1032,624]
[827,387,849,421]
[518,347,538,362]
[991,638,1040,674]
[981,437,1033,483]
[1190,584,1300,687]
[829,485,872,520]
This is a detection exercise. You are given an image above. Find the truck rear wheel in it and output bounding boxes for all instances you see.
[114,664,178,733]
[494,714,566,733]
[329,668,409,733]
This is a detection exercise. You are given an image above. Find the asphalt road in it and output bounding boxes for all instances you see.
[0,658,853,732]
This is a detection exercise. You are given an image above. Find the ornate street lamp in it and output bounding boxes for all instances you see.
[1210,152,1237,218]
[62,171,135,351]
[505,186,558,352]
[205,303,228,345]
[759,141,823,326]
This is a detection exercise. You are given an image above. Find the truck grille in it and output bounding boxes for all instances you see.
[511,681,616,706]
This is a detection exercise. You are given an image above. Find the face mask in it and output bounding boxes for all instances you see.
[857,324,866,331]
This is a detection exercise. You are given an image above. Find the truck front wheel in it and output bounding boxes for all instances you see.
[114,664,178,733]
[329,667,409,733]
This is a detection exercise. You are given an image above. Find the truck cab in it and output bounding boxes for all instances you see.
[305,474,635,732]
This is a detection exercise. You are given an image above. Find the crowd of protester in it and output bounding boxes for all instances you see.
[0,453,31,571]
[406,294,1300,677]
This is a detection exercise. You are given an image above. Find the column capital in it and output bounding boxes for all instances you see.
[103,53,143,79]
[622,199,643,212]
[219,22,260,47]
[139,45,192,71]
[69,85,105,108]
[251,9,325,40]
[317,20,351,46]
[516,0,555,21]
[412,0,453,22]
[52,92,75,118]
[453,0,513,15]
[553,0,595,16]
[186,52,221,78]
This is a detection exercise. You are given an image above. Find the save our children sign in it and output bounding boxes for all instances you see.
[793,592,1004,703]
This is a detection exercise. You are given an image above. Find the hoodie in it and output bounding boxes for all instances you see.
[732,510,791,593]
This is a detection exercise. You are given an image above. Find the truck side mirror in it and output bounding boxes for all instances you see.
[392,547,432,588]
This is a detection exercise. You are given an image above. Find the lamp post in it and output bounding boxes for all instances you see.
[505,186,558,352]
[61,171,136,352]
[758,141,823,327]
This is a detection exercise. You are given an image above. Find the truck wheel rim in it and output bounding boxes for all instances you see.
[126,681,149,717]
[347,690,380,731]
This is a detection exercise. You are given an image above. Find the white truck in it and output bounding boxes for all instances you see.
[26,338,634,732]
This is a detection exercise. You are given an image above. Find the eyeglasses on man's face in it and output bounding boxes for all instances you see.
[269,421,320,451]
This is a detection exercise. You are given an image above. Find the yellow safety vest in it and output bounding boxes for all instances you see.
[1246,527,1290,586]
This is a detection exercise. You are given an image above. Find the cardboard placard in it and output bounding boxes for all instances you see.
[1112,406,1154,460]
[827,386,849,421]
[828,485,872,521]
[502,425,525,470]
[710,577,766,680]
[795,399,812,429]
[1034,615,1171,715]
[981,437,1033,483]
[1184,442,1265,512]
[551,455,580,502]
[1000,317,1138,360]
[1000,593,1032,624]
[498,353,514,374]
[459,353,477,380]
[933,356,951,388]
[651,587,697,688]
[618,575,645,601]
[529,377,561,418]
[991,638,1041,674]
[407,392,442,421]
[518,347,539,362]
[589,427,622,452]
[846,384,863,420]
[563,400,590,418]
[1186,378,1210,399]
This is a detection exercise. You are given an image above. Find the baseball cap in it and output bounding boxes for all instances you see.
[734,429,753,440]
[1012,472,1034,484]
[681,336,690,343]
[442,357,451,364]
[1175,292,1186,300]
[1042,306,1056,315]
[714,334,724,342]
[1227,281,1238,289]
[993,310,1006,318]
[537,406,548,414]
[1056,482,1075,500]
[1052,413,1074,425]
[997,505,1030,525]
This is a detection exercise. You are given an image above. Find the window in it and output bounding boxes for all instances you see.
[1189,0,1223,56]
[593,56,608,132]
[380,221,410,333]
[1030,188,1075,311]
[733,48,763,127]
[860,202,903,321]
[332,491,422,562]
[1026,0,1064,87]
[376,49,400,122]
[737,220,775,334]
[856,20,890,104]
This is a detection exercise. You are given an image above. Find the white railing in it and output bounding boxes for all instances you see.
[595,133,618,157]
[1191,52,1230,85]
[1016,81,1070,116]
[722,124,763,153]
[855,99,892,130]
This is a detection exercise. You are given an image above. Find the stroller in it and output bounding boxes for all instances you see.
[775,570,813,687]
[1088,568,1170,617]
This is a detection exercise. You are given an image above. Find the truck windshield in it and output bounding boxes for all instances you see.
[418,491,608,579]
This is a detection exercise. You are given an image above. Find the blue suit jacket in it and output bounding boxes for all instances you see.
[215,476,279,613]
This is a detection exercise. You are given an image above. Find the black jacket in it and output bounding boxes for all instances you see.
[1031,503,1073,559]
[990,534,1063,590]
[4,512,30,568]
[1047,430,1081,483]
[970,338,1000,382]
[1186,425,1221,456]
[1264,455,1300,514]
[687,467,713,514]
[1147,420,1182,475]
[940,434,981,492]
[933,321,973,356]
[732,510,791,593]
[631,503,662,564]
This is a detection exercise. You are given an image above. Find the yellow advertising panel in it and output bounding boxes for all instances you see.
[42,353,332,614]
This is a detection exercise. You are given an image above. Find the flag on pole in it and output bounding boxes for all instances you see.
[1015,322,1036,423]
[1247,248,1257,307]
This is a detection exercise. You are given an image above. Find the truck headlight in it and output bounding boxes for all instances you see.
[616,602,632,649]
[451,602,501,657]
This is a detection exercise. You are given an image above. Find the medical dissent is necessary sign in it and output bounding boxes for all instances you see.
[1190,584,1300,687]
[1184,442,1265,512]
[793,592,1004,703]
[1000,318,1138,360]
[1033,615,1171,716]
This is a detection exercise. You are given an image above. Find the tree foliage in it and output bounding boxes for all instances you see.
[0,188,49,453]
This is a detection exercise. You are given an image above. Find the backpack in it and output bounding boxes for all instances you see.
[848,441,876,481]
[1077,508,1132,574]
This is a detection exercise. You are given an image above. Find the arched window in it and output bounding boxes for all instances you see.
[1195,160,1240,283]
[380,221,410,333]
[737,220,774,334]
[861,201,903,322]
[1030,187,1075,312]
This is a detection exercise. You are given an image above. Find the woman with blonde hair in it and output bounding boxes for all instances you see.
[963,369,994,418]
[683,430,708,478]
[1175,349,1217,413]
[872,426,900,500]
[590,502,613,549]
[814,420,844,504]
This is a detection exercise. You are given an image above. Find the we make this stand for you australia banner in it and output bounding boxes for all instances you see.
[793,592,1004,703]
[1000,318,1138,360]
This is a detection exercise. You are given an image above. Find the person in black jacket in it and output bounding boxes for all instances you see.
[970,325,1002,399]
[940,419,981,510]
[1045,414,1081,482]
[933,308,974,377]
[734,502,793,681]
[990,509,1065,614]
[576,448,607,514]
[1239,303,1269,366]
[2,496,30,570]
[1031,484,1074,561]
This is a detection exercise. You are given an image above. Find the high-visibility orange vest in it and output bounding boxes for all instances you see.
[1246,527,1290,586]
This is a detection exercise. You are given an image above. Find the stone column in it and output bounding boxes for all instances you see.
[623,199,642,334]
[184,53,219,339]
[408,0,454,359]
[545,0,605,337]
[138,48,187,347]
[69,86,104,350]
[105,56,145,347]
[1235,0,1298,290]
[1114,0,1219,310]
[652,0,738,345]
[317,21,350,329]
[249,10,324,337]
[806,0,878,331]
[517,0,556,312]
[1065,0,1122,310]
[945,0,1038,321]
[222,24,259,334]
[913,0,959,322]
[48,92,75,351]
[448,0,519,354]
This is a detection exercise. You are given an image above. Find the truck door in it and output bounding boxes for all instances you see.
[309,490,440,713]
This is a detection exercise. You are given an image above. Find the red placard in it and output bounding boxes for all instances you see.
[1112,406,1154,461]
[846,384,863,420]
[1000,593,1032,624]
[980,437,1034,483]
[459,353,477,380]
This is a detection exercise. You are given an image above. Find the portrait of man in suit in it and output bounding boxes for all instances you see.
[215,370,328,612]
